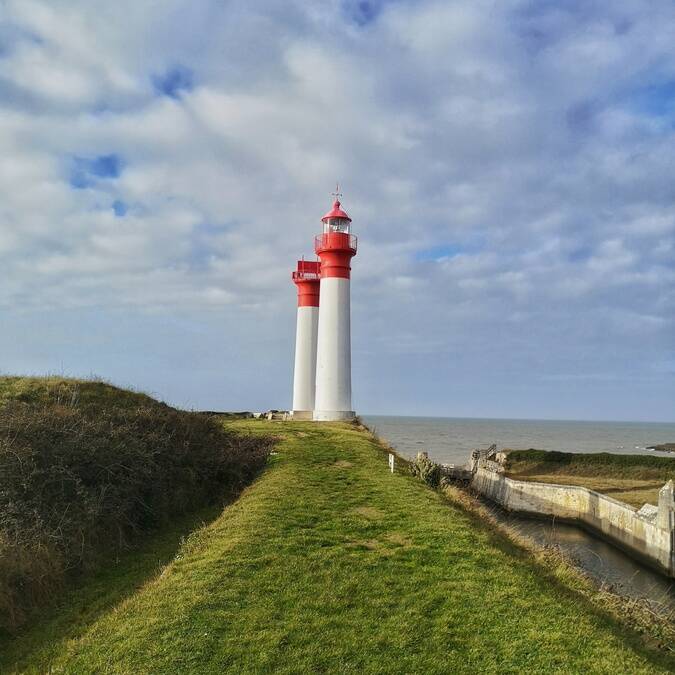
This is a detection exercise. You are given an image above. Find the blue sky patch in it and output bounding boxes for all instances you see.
[112,199,128,217]
[628,80,675,117]
[69,154,123,189]
[568,245,592,263]
[152,65,194,99]
[0,24,44,58]
[342,0,393,26]
[566,100,597,132]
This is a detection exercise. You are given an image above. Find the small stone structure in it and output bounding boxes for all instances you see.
[462,452,675,577]
[264,411,289,421]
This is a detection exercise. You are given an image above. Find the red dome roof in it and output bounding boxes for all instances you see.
[321,199,351,222]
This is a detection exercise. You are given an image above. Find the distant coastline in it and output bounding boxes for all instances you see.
[648,443,675,453]
[362,415,675,467]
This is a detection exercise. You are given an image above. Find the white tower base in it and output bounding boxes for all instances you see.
[313,409,355,422]
[292,305,319,417]
[314,277,354,422]
[292,410,315,421]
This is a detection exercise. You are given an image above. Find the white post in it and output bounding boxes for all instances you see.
[389,453,395,473]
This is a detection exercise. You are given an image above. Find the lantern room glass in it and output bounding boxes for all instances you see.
[323,217,350,234]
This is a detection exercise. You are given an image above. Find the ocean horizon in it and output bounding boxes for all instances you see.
[361,414,675,466]
[361,413,675,425]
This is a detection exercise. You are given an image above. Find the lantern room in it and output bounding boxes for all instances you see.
[314,195,357,278]
[321,199,352,234]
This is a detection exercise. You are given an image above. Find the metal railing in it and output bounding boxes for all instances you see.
[293,260,321,281]
[292,271,320,281]
[314,232,358,253]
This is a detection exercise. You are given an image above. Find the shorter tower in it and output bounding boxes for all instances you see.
[291,260,321,420]
[313,197,358,421]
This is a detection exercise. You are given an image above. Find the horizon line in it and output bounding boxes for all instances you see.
[360,413,675,425]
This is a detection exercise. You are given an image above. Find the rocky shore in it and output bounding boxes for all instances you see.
[648,443,675,453]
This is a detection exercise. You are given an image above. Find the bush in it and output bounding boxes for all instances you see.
[410,453,441,488]
[0,378,273,632]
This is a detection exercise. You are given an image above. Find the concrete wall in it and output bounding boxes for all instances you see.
[470,459,675,578]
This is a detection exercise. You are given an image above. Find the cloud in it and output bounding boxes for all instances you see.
[0,0,673,420]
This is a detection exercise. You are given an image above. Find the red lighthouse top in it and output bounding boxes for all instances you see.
[321,199,351,223]
[315,193,357,279]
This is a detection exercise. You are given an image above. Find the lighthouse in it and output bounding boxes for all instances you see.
[291,259,321,420]
[313,194,358,421]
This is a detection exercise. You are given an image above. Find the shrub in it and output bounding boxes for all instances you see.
[0,378,273,632]
[410,453,441,488]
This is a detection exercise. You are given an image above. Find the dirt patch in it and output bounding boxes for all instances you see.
[384,532,412,548]
[346,533,411,553]
[333,460,353,468]
[346,539,381,550]
[351,506,384,520]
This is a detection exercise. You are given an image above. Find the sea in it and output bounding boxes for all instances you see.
[361,415,675,611]
[361,415,675,466]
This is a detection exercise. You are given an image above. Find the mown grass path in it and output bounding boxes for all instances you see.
[5,421,674,673]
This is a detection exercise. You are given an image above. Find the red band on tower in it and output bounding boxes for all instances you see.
[314,233,357,279]
[292,260,320,307]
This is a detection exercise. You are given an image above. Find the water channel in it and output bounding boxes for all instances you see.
[363,415,675,615]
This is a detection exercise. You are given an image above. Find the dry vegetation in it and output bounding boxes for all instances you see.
[0,376,273,633]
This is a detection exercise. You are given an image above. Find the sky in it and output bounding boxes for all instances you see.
[0,0,674,422]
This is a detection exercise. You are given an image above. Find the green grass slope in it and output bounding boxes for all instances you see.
[0,505,222,671]
[4,420,673,673]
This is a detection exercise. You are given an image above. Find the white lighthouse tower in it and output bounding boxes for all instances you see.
[291,260,321,420]
[313,193,358,421]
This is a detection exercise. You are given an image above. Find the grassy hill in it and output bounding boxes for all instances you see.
[0,377,272,634]
[3,420,673,673]
[505,449,675,507]
[0,376,161,410]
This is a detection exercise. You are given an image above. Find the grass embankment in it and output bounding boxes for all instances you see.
[0,505,222,669]
[505,449,675,508]
[3,420,673,673]
[0,377,272,633]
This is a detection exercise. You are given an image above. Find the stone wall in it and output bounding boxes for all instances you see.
[470,458,675,578]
